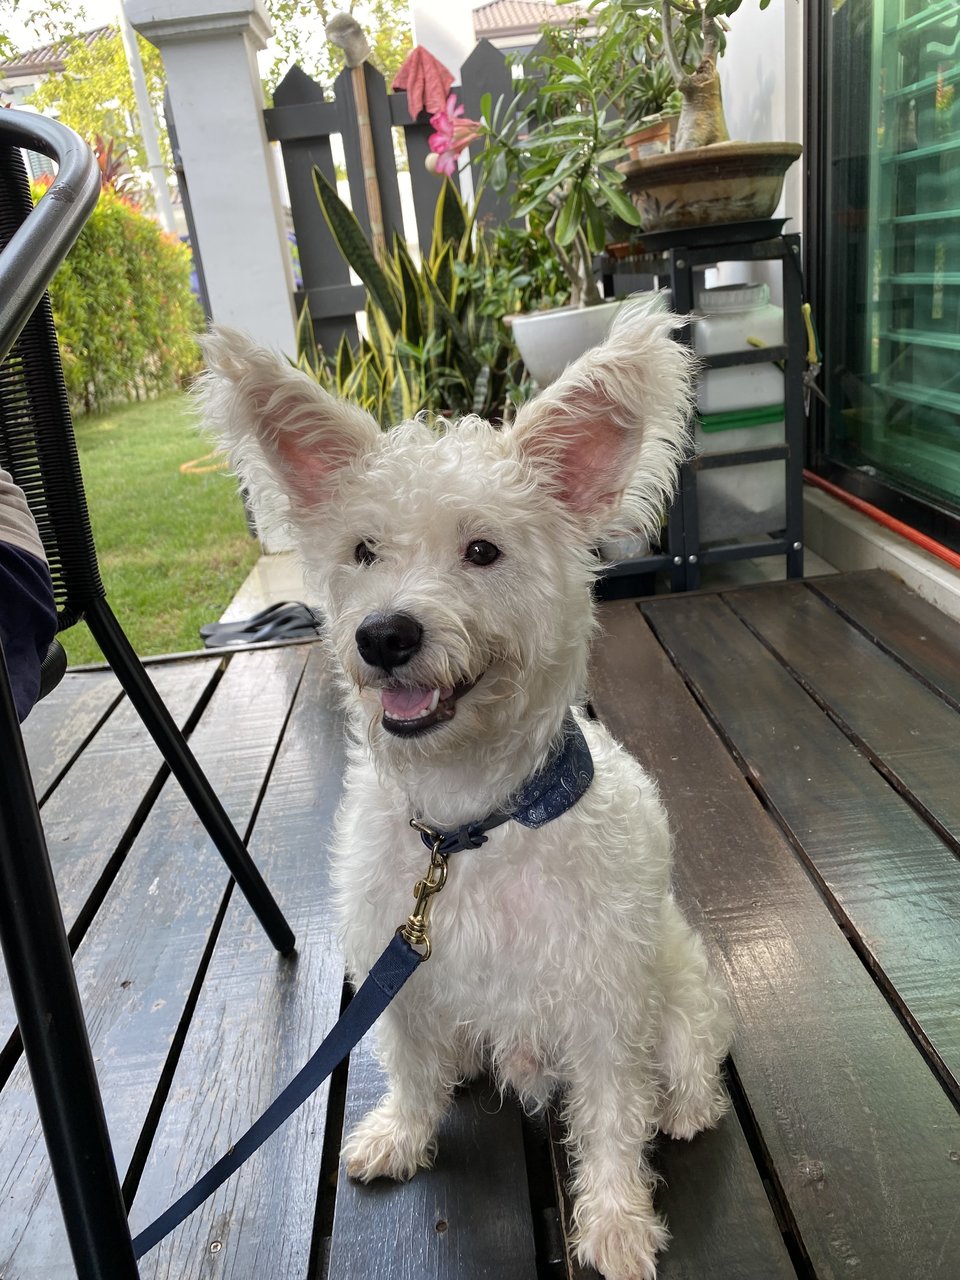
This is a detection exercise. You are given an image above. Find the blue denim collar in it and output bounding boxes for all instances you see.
[416,714,594,856]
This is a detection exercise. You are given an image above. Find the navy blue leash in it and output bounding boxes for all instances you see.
[131,932,422,1258]
[132,715,593,1257]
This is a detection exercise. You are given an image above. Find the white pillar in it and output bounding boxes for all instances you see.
[126,0,297,355]
[117,0,178,233]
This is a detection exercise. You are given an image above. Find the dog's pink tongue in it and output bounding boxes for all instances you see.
[380,686,436,720]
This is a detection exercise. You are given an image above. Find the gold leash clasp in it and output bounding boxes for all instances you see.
[399,820,449,961]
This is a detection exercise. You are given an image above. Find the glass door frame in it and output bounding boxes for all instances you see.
[804,0,960,554]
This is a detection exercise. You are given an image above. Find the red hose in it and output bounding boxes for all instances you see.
[804,470,960,572]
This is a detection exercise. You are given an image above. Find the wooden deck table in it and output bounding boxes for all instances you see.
[1,569,958,1279]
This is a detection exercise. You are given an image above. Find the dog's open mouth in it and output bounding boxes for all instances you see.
[379,674,481,737]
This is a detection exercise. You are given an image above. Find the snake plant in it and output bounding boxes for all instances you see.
[303,171,530,425]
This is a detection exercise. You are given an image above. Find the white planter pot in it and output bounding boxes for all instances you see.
[511,293,665,387]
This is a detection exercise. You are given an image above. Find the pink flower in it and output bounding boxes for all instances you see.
[428,93,482,177]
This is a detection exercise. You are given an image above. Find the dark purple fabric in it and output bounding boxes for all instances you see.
[0,542,57,722]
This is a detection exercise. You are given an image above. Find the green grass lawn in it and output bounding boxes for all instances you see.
[61,392,260,666]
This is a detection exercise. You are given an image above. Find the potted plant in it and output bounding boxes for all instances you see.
[443,37,664,383]
[624,61,683,159]
[618,0,802,231]
[574,2,686,159]
[308,172,536,422]
[659,0,735,151]
[475,42,644,308]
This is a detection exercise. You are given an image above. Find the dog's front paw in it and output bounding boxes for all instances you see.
[342,1099,437,1183]
[659,1078,730,1141]
[574,1201,669,1280]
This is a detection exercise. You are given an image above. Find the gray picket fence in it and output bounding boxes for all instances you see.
[262,39,531,354]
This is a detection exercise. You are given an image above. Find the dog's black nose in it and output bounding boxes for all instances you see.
[355,611,423,671]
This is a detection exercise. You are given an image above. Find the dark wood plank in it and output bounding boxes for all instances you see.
[328,1039,539,1279]
[20,667,121,801]
[643,591,960,1097]
[130,646,347,1278]
[655,1121,795,1280]
[0,660,219,1071]
[0,646,309,1277]
[460,39,523,233]
[728,580,960,852]
[811,570,960,708]
[590,599,960,1279]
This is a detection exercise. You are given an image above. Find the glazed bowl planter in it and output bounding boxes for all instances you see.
[620,141,803,232]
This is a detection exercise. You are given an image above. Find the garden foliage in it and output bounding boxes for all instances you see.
[28,29,169,184]
[304,172,542,424]
[32,180,202,414]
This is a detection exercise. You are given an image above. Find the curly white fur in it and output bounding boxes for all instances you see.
[199,310,732,1279]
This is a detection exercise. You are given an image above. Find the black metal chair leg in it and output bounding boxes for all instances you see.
[783,234,806,581]
[0,645,140,1279]
[83,598,296,955]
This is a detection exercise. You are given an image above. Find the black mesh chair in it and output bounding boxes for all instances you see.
[0,110,294,1277]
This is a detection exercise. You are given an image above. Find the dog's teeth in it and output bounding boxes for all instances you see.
[428,688,440,713]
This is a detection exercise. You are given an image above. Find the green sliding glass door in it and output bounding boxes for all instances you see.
[822,0,960,517]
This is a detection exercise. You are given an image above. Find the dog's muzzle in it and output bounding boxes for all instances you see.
[354,611,482,737]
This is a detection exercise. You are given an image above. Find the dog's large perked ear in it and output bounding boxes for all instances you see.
[197,327,382,517]
[510,308,696,540]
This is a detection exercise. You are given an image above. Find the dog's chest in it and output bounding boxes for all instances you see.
[335,789,575,998]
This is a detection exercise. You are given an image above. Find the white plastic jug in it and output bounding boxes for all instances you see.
[690,283,787,543]
[692,282,784,414]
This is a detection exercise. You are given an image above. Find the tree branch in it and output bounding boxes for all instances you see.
[545,206,585,305]
[701,2,722,61]
[660,0,688,89]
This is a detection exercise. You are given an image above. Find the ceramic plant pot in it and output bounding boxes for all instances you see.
[619,141,803,232]
[625,118,673,160]
[509,293,665,387]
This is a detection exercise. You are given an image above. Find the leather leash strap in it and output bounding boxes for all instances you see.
[131,933,421,1258]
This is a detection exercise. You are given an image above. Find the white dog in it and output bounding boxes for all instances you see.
[200,310,732,1280]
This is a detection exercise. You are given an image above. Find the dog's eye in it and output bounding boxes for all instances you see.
[464,539,500,567]
[354,541,378,566]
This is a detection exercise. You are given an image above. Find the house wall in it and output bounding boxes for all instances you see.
[720,0,804,233]
[715,0,805,301]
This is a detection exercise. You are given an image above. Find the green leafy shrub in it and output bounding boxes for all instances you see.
[469,219,574,319]
[32,180,203,415]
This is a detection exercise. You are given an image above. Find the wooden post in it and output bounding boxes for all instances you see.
[335,61,405,253]
[352,65,386,261]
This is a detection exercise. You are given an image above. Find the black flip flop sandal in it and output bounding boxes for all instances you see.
[199,600,299,639]
[202,603,322,648]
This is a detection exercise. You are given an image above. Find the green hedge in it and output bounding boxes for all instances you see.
[33,182,203,415]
